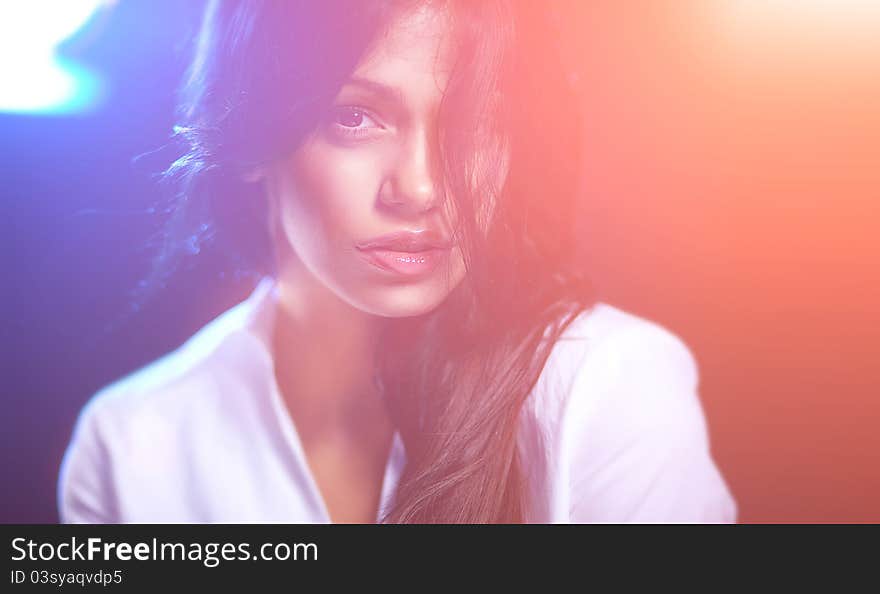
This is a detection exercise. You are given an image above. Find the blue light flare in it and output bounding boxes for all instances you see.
[0,0,106,115]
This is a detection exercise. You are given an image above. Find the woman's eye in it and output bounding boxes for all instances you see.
[329,106,383,138]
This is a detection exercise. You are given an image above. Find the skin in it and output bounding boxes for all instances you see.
[256,4,464,523]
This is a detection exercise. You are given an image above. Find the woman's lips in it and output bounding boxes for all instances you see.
[357,246,449,277]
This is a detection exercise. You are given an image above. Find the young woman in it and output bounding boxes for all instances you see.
[58,0,737,523]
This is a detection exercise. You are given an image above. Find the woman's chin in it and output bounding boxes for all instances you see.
[349,283,457,319]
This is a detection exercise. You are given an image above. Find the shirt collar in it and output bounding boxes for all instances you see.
[238,275,280,355]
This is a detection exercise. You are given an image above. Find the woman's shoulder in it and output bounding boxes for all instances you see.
[88,300,256,421]
[65,285,273,466]
[83,278,278,423]
[563,301,696,366]
[559,300,701,429]
[529,302,737,522]
[534,302,699,416]
[58,291,271,523]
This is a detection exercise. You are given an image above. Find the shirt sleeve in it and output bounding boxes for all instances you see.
[57,399,120,523]
[563,322,737,523]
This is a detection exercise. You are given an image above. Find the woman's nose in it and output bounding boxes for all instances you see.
[379,128,443,215]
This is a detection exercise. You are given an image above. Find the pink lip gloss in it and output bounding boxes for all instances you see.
[358,247,449,277]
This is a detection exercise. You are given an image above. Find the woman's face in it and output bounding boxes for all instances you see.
[265,4,467,318]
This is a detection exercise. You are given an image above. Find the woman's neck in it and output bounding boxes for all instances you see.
[271,258,392,445]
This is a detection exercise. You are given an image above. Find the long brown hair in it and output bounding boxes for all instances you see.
[150,0,595,523]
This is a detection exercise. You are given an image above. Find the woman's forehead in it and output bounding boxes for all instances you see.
[345,4,456,109]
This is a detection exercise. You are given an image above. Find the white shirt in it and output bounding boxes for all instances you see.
[58,276,737,523]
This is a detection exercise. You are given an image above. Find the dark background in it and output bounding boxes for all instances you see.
[4,1,879,523]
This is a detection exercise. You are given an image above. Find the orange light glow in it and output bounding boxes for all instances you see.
[555,0,880,522]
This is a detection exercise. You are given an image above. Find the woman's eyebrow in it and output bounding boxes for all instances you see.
[341,77,407,107]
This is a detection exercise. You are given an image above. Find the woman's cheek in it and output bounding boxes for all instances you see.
[323,150,380,209]
[312,145,389,233]
[282,144,348,229]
